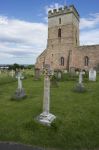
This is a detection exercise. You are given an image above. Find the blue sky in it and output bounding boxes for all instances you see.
[0,0,99,64]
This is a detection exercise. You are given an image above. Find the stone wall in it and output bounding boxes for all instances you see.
[35,5,99,72]
[71,45,99,70]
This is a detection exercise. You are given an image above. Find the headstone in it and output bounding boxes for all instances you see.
[76,71,79,75]
[74,71,86,92]
[89,68,96,81]
[34,68,40,80]
[11,69,15,77]
[12,71,26,100]
[64,70,68,74]
[70,67,75,75]
[57,70,62,79]
[36,67,56,126]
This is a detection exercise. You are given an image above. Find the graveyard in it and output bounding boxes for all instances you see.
[0,70,99,150]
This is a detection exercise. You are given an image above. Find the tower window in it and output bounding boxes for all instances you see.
[59,18,61,24]
[60,57,64,66]
[84,56,89,66]
[58,28,61,38]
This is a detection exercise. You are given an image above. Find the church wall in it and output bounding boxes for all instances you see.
[72,45,99,70]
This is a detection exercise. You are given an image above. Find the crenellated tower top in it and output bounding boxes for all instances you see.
[48,5,79,21]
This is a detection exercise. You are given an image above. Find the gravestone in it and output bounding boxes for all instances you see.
[64,70,68,74]
[57,71,62,79]
[76,71,79,75]
[34,68,40,80]
[79,71,83,84]
[12,71,26,100]
[70,67,75,75]
[36,66,56,126]
[74,71,86,92]
[11,69,15,77]
[89,68,96,81]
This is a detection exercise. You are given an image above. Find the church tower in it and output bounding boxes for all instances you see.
[48,5,79,48]
[35,5,80,71]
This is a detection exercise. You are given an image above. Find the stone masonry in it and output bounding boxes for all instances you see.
[35,5,99,71]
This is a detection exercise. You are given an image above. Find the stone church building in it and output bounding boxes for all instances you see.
[35,5,99,72]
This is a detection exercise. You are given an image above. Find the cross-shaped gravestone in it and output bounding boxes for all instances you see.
[36,65,56,126]
[12,71,26,100]
[79,71,83,84]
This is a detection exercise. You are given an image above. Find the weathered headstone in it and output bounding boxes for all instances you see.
[74,71,86,92]
[34,68,40,80]
[76,71,79,75]
[36,66,56,126]
[64,70,68,74]
[70,67,75,75]
[12,71,26,100]
[11,69,15,77]
[89,68,96,81]
[57,71,62,79]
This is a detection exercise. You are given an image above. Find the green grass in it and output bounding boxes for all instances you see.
[0,74,99,150]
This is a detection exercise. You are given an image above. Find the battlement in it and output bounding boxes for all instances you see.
[48,5,79,20]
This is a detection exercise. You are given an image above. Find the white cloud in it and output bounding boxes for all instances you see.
[45,3,63,15]
[80,13,99,29]
[0,16,47,64]
[80,13,99,45]
[80,29,99,45]
[0,16,8,25]
[0,8,99,64]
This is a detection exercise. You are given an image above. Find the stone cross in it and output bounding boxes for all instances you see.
[12,71,26,100]
[37,66,56,126]
[16,72,23,91]
[43,74,50,115]
[79,71,83,84]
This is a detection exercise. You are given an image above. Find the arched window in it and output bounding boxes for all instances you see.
[58,28,61,38]
[84,56,89,66]
[61,57,64,66]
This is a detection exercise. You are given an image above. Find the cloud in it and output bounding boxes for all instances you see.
[80,29,99,45]
[80,13,99,29]
[80,13,99,45]
[0,7,99,64]
[0,16,47,64]
[45,3,63,15]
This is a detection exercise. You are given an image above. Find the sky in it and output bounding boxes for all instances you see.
[0,0,99,64]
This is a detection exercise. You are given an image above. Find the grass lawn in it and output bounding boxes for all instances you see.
[0,73,99,150]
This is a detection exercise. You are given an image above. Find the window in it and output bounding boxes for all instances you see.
[75,30,77,45]
[59,18,61,24]
[58,28,61,38]
[84,56,89,66]
[61,57,64,66]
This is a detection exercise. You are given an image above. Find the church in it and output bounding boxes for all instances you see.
[35,5,99,72]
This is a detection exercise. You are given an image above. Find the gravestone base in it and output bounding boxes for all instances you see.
[74,83,86,93]
[12,88,26,100]
[37,112,56,126]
